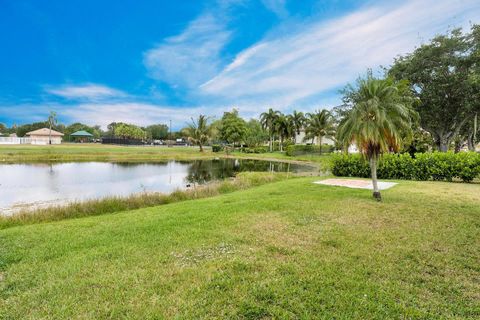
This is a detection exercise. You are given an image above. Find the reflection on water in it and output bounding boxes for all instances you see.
[0,159,314,214]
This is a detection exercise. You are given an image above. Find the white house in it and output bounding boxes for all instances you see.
[294,128,335,146]
[26,128,64,145]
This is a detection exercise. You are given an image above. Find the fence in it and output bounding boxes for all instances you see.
[0,137,32,145]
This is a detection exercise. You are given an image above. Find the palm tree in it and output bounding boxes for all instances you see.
[274,114,293,152]
[260,108,280,152]
[305,110,336,154]
[337,78,416,201]
[47,111,57,145]
[184,115,211,152]
[289,110,305,137]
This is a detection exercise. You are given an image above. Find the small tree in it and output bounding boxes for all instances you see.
[337,77,416,201]
[184,115,211,152]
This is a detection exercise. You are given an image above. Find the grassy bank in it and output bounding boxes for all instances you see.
[0,144,331,167]
[1,178,478,318]
[0,172,287,229]
[0,144,214,162]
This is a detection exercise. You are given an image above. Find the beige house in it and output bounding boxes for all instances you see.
[26,128,64,145]
[294,128,335,146]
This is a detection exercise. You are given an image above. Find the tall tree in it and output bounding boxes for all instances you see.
[289,110,305,136]
[337,77,416,201]
[219,109,247,147]
[305,110,336,154]
[260,108,280,152]
[244,119,268,147]
[184,115,211,152]
[145,124,169,140]
[47,111,57,145]
[273,114,293,152]
[389,25,480,151]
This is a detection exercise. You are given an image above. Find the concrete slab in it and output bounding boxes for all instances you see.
[313,179,397,190]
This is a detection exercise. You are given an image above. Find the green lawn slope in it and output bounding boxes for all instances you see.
[1,178,479,319]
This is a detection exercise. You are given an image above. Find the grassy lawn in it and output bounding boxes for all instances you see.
[1,177,479,318]
[0,144,214,162]
[0,144,331,167]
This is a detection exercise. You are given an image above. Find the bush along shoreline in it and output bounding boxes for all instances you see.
[0,172,289,229]
[332,152,480,182]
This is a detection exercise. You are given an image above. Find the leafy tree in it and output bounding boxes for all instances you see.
[64,123,102,141]
[244,119,268,147]
[0,123,7,134]
[305,110,336,154]
[337,77,416,201]
[115,123,145,139]
[388,25,480,151]
[184,115,211,152]
[219,109,247,147]
[260,108,280,152]
[145,124,169,140]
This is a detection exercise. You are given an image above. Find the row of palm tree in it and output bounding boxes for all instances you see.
[185,76,416,201]
[260,108,336,153]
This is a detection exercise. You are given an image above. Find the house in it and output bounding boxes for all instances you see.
[26,128,64,145]
[294,128,335,146]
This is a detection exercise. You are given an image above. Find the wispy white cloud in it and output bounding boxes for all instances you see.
[46,84,126,100]
[200,0,480,111]
[143,13,231,88]
[261,0,288,18]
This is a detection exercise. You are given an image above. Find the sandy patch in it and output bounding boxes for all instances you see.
[314,179,397,190]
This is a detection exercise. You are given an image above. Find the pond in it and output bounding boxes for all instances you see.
[0,159,316,214]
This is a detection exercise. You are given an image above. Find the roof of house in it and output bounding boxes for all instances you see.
[26,128,64,137]
[71,130,93,137]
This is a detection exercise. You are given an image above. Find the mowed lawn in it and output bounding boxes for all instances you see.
[0,178,479,319]
[0,144,214,162]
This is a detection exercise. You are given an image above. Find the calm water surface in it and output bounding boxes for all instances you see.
[0,159,315,214]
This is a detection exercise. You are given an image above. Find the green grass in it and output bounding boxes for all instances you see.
[1,178,479,319]
[0,144,215,162]
[0,144,332,168]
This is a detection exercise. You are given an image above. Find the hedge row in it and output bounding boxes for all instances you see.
[331,152,480,183]
[286,144,334,156]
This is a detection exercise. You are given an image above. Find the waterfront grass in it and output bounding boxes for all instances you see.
[0,178,479,318]
[0,144,332,167]
[0,144,214,162]
[0,172,287,229]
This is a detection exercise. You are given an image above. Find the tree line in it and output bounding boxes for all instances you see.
[1,25,478,155]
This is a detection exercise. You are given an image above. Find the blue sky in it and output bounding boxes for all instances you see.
[0,0,479,129]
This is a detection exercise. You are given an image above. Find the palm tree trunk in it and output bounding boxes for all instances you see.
[318,136,323,155]
[280,136,283,152]
[370,157,381,201]
[269,135,273,152]
[199,144,203,152]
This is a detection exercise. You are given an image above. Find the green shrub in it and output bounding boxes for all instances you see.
[242,146,268,154]
[212,144,223,152]
[332,152,480,183]
[286,144,334,156]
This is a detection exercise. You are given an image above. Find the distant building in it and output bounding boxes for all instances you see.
[70,130,94,143]
[26,128,64,145]
[294,128,335,146]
